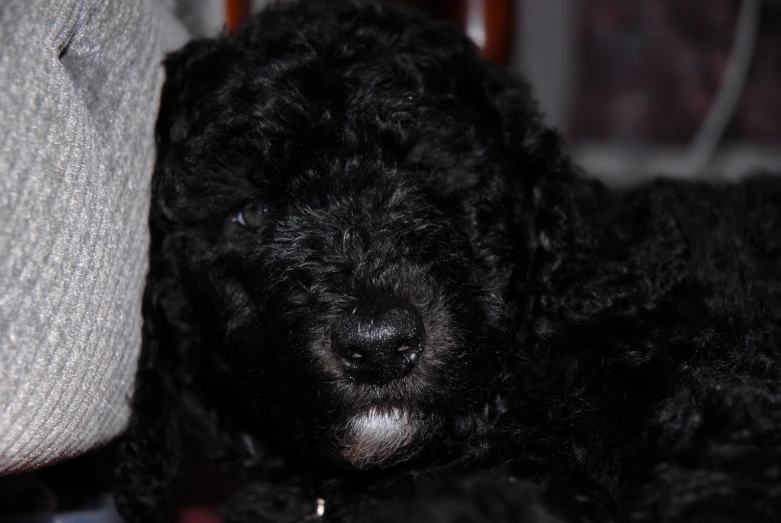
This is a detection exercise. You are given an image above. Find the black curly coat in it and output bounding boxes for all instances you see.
[114,1,781,522]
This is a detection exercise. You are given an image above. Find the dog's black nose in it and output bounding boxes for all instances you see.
[332,304,424,385]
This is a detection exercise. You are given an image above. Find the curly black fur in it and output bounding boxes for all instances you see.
[114,1,781,521]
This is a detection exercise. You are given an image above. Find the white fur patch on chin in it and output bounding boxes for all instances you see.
[340,408,420,468]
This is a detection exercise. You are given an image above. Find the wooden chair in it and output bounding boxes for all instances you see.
[225,0,514,65]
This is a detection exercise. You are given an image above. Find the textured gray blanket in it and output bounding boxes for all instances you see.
[0,0,187,473]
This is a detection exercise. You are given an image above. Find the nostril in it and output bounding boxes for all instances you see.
[396,338,419,352]
[333,341,365,361]
[346,348,365,359]
[332,304,424,384]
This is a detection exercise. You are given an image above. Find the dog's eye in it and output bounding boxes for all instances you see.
[235,201,269,228]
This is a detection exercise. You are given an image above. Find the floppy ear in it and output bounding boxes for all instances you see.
[113,153,194,523]
[113,40,220,521]
[115,35,272,518]
[488,68,688,326]
[484,67,604,293]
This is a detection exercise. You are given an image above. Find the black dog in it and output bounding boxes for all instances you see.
[115,1,781,521]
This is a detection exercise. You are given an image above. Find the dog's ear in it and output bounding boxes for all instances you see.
[113,41,222,521]
[485,67,603,287]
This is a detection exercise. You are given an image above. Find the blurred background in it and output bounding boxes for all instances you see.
[178,0,781,185]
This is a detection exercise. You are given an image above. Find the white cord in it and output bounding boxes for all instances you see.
[676,0,760,177]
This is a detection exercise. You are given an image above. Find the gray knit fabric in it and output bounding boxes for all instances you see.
[0,0,188,473]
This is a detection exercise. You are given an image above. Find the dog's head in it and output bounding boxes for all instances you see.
[148,0,568,470]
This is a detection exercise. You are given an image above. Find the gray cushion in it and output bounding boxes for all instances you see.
[0,0,188,473]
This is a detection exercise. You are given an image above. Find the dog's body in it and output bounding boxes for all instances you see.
[115,1,781,521]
